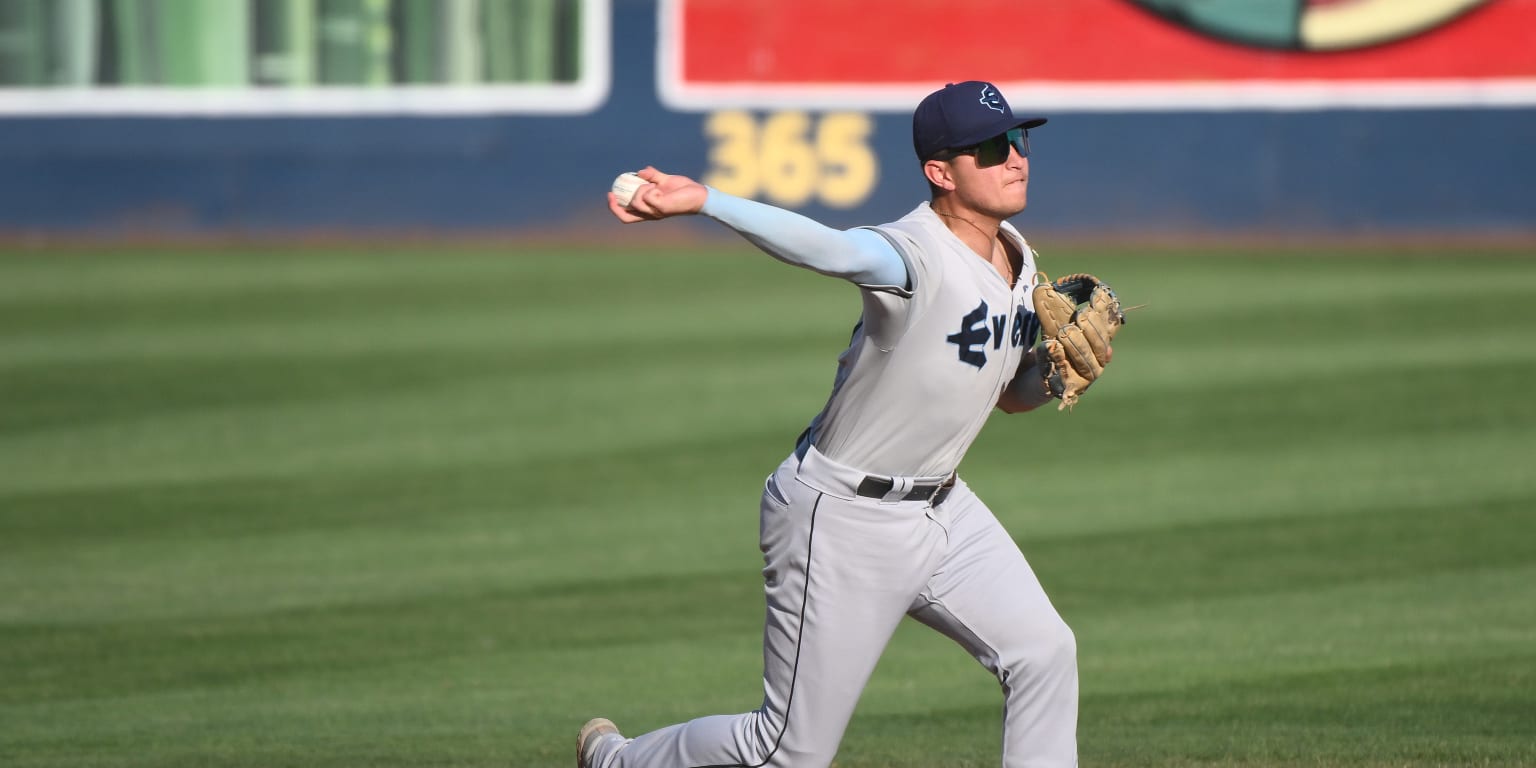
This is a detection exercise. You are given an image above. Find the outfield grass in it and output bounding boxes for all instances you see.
[1,244,1533,767]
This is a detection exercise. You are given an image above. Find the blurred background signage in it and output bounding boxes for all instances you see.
[0,0,609,114]
[660,0,1536,111]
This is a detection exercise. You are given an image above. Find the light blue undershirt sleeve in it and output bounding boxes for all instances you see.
[699,186,908,289]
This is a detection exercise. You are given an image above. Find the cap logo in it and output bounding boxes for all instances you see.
[978,84,1005,114]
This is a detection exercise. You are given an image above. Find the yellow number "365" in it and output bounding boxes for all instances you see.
[702,111,878,210]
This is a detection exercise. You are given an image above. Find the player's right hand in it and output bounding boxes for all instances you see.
[609,166,708,223]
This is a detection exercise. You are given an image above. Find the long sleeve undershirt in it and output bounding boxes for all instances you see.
[699,187,909,288]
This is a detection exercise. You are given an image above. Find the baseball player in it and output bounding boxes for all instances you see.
[583,81,1114,768]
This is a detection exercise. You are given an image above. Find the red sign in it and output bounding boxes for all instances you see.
[659,0,1536,110]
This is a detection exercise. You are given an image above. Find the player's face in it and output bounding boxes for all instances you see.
[944,130,1030,218]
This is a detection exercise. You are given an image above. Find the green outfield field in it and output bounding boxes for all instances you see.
[2,244,1533,768]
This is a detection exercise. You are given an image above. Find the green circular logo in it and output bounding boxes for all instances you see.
[1126,0,1493,51]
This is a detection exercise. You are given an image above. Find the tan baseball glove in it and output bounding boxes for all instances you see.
[1031,272,1125,410]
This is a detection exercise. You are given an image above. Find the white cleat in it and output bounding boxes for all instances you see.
[577,717,622,768]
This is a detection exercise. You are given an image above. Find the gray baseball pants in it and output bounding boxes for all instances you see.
[590,446,1078,768]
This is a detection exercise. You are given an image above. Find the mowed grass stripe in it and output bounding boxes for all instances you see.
[0,355,828,497]
[3,344,1527,500]
[0,324,843,434]
[4,501,1528,705]
[1,245,1533,767]
[3,560,1529,756]
[5,567,1526,765]
[0,248,850,361]
[0,441,1524,635]
[4,249,1528,494]
[4,405,1526,624]
[1075,655,1536,767]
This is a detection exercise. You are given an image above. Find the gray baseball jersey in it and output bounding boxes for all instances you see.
[801,202,1041,478]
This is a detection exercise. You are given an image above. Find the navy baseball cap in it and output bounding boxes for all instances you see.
[913,81,1047,161]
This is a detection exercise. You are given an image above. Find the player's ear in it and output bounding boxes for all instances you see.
[923,159,956,192]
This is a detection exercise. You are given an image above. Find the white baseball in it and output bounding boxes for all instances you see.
[611,172,645,207]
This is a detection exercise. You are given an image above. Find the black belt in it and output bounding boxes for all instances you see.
[796,430,954,505]
[856,474,955,506]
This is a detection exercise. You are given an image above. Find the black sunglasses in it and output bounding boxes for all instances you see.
[936,127,1030,168]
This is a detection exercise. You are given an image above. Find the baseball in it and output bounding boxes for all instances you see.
[611,172,645,207]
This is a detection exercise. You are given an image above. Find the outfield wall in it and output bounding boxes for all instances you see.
[1,0,1533,241]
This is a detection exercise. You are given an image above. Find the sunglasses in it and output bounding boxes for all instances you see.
[937,127,1030,168]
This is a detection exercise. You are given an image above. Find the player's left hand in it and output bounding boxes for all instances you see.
[609,166,709,223]
[1032,272,1125,410]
